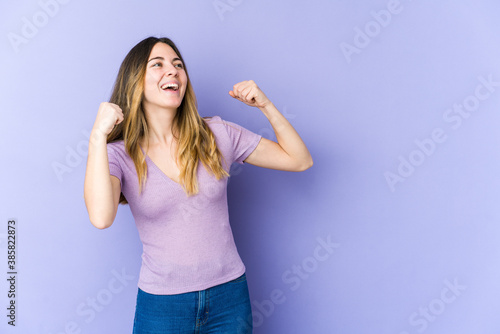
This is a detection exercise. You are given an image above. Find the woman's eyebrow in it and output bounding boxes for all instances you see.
[147,56,182,63]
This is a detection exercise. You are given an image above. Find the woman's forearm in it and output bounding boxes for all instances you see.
[84,130,117,229]
[259,102,313,170]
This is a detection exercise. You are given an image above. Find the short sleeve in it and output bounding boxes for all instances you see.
[221,119,262,165]
[107,143,123,183]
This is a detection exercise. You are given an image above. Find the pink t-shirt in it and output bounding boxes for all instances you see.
[107,116,262,295]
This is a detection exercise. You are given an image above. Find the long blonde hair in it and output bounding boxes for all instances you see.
[107,37,229,204]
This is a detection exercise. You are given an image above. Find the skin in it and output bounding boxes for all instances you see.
[137,42,189,183]
[84,42,313,229]
[141,42,188,149]
[228,80,313,172]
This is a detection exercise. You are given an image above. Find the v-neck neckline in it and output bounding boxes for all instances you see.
[139,144,182,185]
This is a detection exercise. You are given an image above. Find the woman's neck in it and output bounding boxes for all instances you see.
[142,108,179,147]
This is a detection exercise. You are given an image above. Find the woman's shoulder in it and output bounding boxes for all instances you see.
[106,140,126,154]
[107,139,124,147]
[203,115,223,124]
[203,115,227,132]
[203,115,241,131]
[203,115,248,139]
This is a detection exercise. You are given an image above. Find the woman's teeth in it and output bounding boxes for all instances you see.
[161,83,179,91]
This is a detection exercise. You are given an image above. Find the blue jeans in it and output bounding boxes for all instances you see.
[132,273,253,333]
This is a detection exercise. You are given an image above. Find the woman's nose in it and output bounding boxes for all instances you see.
[163,64,178,77]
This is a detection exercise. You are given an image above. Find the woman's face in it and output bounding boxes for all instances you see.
[143,42,188,113]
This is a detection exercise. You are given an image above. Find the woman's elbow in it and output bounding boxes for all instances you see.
[295,158,313,172]
[88,214,114,230]
[85,197,116,229]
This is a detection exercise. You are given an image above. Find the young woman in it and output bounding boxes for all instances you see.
[84,36,313,333]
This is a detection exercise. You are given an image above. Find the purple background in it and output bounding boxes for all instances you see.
[2,0,500,333]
